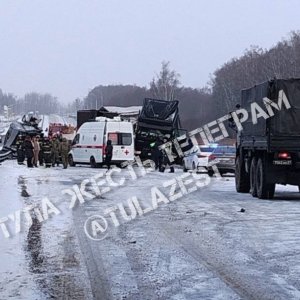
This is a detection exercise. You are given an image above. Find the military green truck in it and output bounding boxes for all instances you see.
[234,78,300,199]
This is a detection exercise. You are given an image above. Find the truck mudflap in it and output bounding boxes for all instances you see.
[268,169,300,185]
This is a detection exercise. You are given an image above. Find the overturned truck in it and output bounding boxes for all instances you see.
[0,118,42,162]
[135,98,187,161]
[235,78,300,199]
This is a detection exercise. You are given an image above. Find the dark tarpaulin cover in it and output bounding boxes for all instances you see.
[241,81,269,136]
[140,98,179,121]
[77,110,98,129]
[77,108,119,129]
[270,79,300,136]
[241,79,300,136]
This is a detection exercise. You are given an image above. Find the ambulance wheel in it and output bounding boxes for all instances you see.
[208,169,214,177]
[90,156,97,168]
[68,154,76,167]
[117,163,126,169]
[183,161,188,172]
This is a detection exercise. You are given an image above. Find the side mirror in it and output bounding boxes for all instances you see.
[228,115,237,133]
[192,147,199,154]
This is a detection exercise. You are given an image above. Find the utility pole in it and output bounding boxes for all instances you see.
[100,90,104,107]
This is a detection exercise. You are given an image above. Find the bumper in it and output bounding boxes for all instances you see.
[268,169,300,185]
[208,163,235,174]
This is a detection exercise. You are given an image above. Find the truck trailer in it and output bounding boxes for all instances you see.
[234,78,300,199]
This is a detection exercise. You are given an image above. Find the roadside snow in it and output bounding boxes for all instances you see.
[1,160,300,299]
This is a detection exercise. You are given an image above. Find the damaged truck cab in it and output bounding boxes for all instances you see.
[135,98,188,163]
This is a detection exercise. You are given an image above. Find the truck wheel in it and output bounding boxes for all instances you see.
[256,158,275,199]
[208,169,214,177]
[250,157,258,197]
[235,155,250,193]
[90,157,97,168]
[68,154,76,167]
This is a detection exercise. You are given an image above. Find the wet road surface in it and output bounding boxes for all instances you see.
[1,160,300,299]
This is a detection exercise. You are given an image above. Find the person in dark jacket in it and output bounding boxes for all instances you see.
[41,137,52,167]
[38,135,44,166]
[105,140,113,170]
[16,135,25,165]
[150,136,163,171]
[160,136,175,173]
[23,136,34,168]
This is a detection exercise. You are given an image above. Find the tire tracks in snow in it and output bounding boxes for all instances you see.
[146,179,300,300]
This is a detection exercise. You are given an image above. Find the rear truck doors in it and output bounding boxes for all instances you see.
[106,122,134,162]
[107,131,134,161]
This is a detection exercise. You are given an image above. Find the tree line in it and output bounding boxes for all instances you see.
[211,31,300,116]
[0,91,63,116]
[82,61,214,130]
[83,31,300,130]
[1,31,300,131]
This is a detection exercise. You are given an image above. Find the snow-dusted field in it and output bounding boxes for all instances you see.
[1,160,300,299]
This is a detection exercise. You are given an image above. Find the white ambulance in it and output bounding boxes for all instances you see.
[68,117,134,167]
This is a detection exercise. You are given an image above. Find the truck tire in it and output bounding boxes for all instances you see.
[256,158,275,199]
[250,157,258,197]
[235,155,250,193]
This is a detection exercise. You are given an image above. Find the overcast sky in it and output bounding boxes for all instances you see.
[0,0,299,103]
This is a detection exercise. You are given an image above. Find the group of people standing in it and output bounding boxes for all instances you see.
[16,134,71,169]
[14,133,170,171]
[150,136,175,173]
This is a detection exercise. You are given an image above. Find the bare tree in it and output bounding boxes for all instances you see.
[211,31,300,116]
[150,61,181,101]
[0,89,17,114]
[66,98,83,113]
[16,92,62,114]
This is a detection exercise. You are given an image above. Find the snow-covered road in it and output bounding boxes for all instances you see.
[1,160,300,299]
